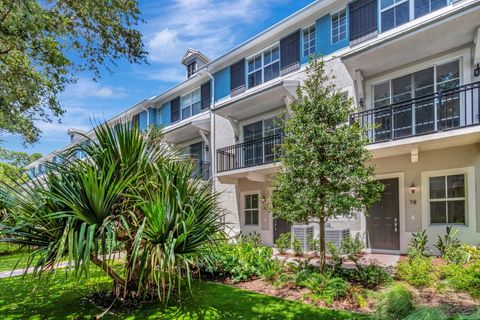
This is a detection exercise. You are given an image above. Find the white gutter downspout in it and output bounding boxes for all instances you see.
[204,69,216,192]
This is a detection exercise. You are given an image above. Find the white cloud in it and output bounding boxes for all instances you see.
[64,78,127,99]
[144,0,285,64]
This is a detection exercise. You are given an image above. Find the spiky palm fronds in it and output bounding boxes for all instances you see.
[0,122,223,302]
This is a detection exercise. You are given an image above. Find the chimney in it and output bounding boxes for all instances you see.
[67,128,86,143]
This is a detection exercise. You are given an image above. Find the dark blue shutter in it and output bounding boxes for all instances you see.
[170,97,180,123]
[230,59,245,97]
[201,81,211,110]
[280,30,300,76]
[349,0,378,42]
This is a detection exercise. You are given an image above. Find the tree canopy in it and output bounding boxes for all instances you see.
[272,57,383,270]
[0,0,147,144]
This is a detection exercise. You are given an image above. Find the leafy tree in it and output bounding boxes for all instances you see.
[0,0,147,144]
[0,123,223,301]
[272,57,383,271]
[0,148,42,185]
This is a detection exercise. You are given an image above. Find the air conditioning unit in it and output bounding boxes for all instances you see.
[291,225,314,252]
[325,228,351,251]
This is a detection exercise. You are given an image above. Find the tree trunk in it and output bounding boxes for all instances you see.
[318,216,326,272]
[90,254,126,297]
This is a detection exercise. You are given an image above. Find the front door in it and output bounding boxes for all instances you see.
[367,178,400,250]
[273,218,291,242]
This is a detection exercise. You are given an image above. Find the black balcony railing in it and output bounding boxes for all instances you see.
[216,134,283,173]
[350,81,480,143]
[191,160,211,180]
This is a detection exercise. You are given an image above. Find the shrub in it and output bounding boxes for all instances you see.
[326,242,343,271]
[374,284,414,320]
[292,238,303,256]
[275,232,291,254]
[403,307,447,320]
[310,238,320,256]
[409,229,429,256]
[444,245,470,265]
[440,261,480,298]
[435,226,460,257]
[396,255,437,287]
[302,272,349,304]
[461,244,480,261]
[342,233,363,264]
[202,242,277,283]
[346,264,393,289]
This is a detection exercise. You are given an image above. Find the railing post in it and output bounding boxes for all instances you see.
[390,106,394,140]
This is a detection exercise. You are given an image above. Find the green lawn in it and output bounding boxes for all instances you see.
[0,244,30,272]
[0,266,368,319]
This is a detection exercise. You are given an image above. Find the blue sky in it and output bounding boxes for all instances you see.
[3,0,314,156]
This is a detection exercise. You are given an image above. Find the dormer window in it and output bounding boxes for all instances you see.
[187,60,197,78]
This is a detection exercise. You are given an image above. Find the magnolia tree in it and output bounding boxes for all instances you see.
[272,57,383,271]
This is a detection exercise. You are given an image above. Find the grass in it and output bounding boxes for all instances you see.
[0,265,368,319]
[0,243,30,272]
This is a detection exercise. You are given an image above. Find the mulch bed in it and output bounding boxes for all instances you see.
[221,277,479,316]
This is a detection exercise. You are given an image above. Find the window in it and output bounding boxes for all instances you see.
[372,59,460,139]
[303,25,316,57]
[244,194,259,225]
[415,0,448,18]
[380,0,410,32]
[247,46,280,89]
[429,174,466,224]
[331,10,347,44]
[243,115,285,166]
[181,88,201,120]
[187,60,196,78]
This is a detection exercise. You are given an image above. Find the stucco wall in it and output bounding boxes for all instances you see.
[370,144,480,252]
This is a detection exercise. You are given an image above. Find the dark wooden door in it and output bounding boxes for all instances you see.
[367,178,400,250]
[273,218,291,242]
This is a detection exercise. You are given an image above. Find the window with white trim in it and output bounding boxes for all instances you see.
[331,10,347,44]
[244,194,259,225]
[429,174,466,224]
[181,88,201,120]
[303,25,316,57]
[380,0,410,32]
[247,46,280,89]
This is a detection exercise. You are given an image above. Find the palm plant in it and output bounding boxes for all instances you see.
[0,123,223,301]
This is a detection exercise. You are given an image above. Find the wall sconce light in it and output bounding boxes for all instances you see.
[410,182,416,194]
[262,195,267,203]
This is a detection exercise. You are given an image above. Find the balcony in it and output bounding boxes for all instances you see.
[217,134,283,173]
[191,160,211,180]
[350,82,480,144]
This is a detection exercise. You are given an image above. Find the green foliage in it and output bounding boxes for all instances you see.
[460,244,480,261]
[0,1,146,144]
[343,264,393,289]
[292,238,303,256]
[202,241,278,283]
[310,238,320,256]
[0,123,223,302]
[409,229,429,256]
[435,226,461,257]
[341,234,364,264]
[440,261,480,298]
[271,57,383,270]
[403,307,447,320]
[444,245,470,265]
[373,284,414,320]
[396,255,437,287]
[0,148,42,187]
[275,232,291,254]
[302,272,349,304]
[327,242,343,270]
